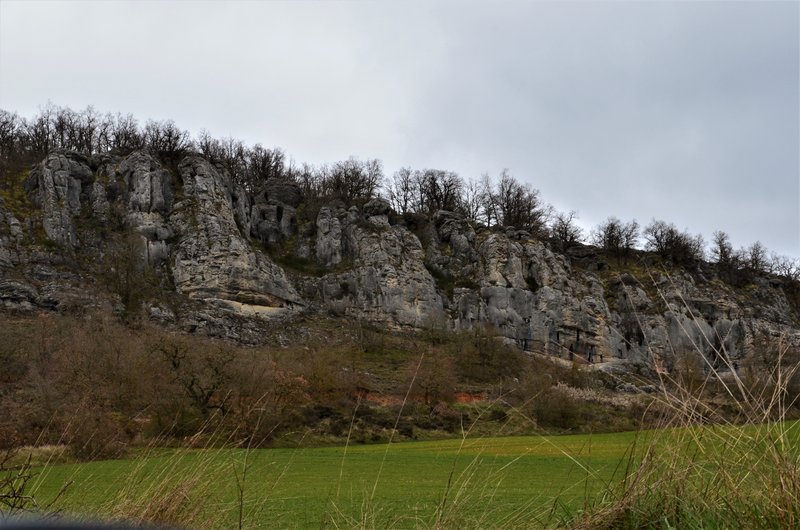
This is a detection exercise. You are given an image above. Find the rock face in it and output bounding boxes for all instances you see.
[14,151,303,328]
[5,149,800,370]
[452,235,609,355]
[113,151,175,263]
[26,152,93,247]
[120,151,174,217]
[170,156,302,314]
[315,205,345,267]
[426,209,479,279]
[312,207,444,327]
[0,199,23,271]
[0,280,40,311]
[250,180,301,247]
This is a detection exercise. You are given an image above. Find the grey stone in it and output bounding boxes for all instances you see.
[363,197,391,217]
[249,180,301,246]
[0,199,22,270]
[315,220,444,327]
[27,152,89,247]
[170,156,303,313]
[119,151,173,215]
[0,280,39,311]
[316,206,343,267]
[7,149,800,377]
[261,180,302,208]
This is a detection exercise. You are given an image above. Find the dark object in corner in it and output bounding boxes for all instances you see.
[0,520,171,530]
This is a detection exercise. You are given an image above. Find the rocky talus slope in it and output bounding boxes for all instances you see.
[1,150,798,373]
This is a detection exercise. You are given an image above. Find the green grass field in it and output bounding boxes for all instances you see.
[27,431,642,528]
[24,422,800,528]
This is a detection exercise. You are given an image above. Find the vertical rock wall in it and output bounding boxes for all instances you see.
[12,150,800,368]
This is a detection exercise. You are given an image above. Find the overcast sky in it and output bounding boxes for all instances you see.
[1,0,798,256]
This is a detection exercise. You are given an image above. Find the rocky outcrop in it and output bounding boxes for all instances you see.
[427,210,479,278]
[0,280,39,311]
[249,180,301,246]
[25,152,93,247]
[314,213,444,327]
[315,204,345,267]
[0,199,23,270]
[446,230,800,369]
[119,151,174,217]
[449,235,614,361]
[12,151,305,327]
[112,151,175,263]
[4,149,799,372]
[170,156,302,316]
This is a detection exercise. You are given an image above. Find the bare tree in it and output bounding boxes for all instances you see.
[153,339,235,419]
[247,144,286,184]
[478,172,498,227]
[592,217,639,259]
[417,169,464,214]
[550,210,584,252]
[25,104,56,156]
[745,241,768,273]
[324,157,383,203]
[105,232,153,322]
[461,176,488,224]
[0,111,23,174]
[492,169,550,237]
[643,219,704,265]
[770,253,800,281]
[710,231,735,267]
[406,350,457,408]
[73,106,100,153]
[107,113,143,153]
[385,167,416,214]
[143,119,192,162]
[292,163,323,203]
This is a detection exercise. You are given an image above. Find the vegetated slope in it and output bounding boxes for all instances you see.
[0,307,652,453]
[1,148,798,374]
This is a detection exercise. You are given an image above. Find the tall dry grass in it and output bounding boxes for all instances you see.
[567,269,800,529]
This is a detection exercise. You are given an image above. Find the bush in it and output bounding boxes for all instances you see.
[452,325,524,383]
[529,386,580,430]
[67,410,130,461]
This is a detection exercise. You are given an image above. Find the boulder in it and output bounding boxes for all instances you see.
[363,197,391,217]
[363,198,391,228]
[261,180,302,208]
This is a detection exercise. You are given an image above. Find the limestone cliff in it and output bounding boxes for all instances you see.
[3,149,798,374]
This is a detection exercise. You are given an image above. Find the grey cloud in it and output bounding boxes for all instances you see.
[1,0,797,255]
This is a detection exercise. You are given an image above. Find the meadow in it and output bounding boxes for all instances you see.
[24,420,800,529]
[29,431,638,528]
